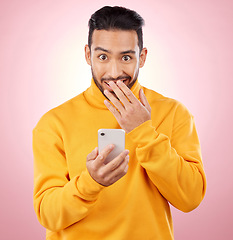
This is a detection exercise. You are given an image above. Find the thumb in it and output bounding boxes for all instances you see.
[139,89,151,112]
[86,147,98,162]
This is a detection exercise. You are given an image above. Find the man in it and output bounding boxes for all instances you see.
[33,6,206,240]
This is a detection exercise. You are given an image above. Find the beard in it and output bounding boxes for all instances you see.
[91,67,139,99]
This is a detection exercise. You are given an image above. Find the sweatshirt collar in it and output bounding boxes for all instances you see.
[84,79,141,109]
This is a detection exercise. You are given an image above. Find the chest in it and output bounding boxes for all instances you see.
[62,110,125,178]
[62,104,174,179]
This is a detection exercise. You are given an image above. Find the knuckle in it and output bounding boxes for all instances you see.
[123,168,128,175]
[110,107,118,116]
[123,113,129,119]
[114,108,120,114]
[125,90,131,97]
[118,162,126,173]
[104,176,111,184]
[111,162,117,169]
[120,151,127,159]
[98,169,105,179]
[101,175,110,185]
[87,164,95,174]
[119,117,126,125]
[111,98,117,105]
[118,164,125,173]
[123,113,130,121]
[92,165,98,172]
[134,101,140,107]
[121,164,128,176]
[86,153,91,160]
[127,106,134,114]
[105,147,113,156]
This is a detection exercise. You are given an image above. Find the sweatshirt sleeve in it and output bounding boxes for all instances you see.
[127,103,206,213]
[32,114,105,231]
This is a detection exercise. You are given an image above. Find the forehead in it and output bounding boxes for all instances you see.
[91,30,139,52]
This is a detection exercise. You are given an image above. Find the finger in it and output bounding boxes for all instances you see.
[105,154,129,183]
[104,99,122,119]
[94,144,115,168]
[108,81,131,107]
[104,150,129,172]
[139,88,151,111]
[110,153,129,171]
[86,147,98,162]
[104,89,125,113]
[116,80,139,104]
[113,159,129,179]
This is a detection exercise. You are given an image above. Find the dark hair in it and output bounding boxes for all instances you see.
[88,6,145,51]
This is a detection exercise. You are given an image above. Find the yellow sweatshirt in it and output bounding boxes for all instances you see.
[33,79,206,240]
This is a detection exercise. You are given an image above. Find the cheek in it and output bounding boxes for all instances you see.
[92,62,105,77]
[125,63,138,78]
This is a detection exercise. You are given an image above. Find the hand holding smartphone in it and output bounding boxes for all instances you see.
[98,129,125,164]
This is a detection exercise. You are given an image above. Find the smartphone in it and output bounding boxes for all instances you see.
[98,129,125,164]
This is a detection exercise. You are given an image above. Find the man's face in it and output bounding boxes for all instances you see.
[85,30,147,96]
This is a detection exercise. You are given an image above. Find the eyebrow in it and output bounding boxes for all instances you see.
[120,50,136,55]
[94,47,136,55]
[94,47,111,53]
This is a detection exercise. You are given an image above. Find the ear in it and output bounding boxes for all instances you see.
[139,47,147,68]
[85,44,91,66]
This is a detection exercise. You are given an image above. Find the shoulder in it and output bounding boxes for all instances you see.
[34,92,85,131]
[142,86,192,118]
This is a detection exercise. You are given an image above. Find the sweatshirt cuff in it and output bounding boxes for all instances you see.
[76,169,105,201]
[127,120,159,147]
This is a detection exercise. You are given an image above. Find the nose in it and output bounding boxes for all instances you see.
[108,60,122,79]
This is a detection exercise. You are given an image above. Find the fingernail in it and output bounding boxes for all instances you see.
[109,144,114,149]
[126,155,129,161]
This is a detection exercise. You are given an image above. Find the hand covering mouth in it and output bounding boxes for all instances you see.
[104,79,128,86]
[102,76,131,86]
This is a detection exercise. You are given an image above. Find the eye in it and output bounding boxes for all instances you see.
[122,55,131,61]
[98,54,108,61]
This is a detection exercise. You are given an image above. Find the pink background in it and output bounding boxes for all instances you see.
[1,0,232,239]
